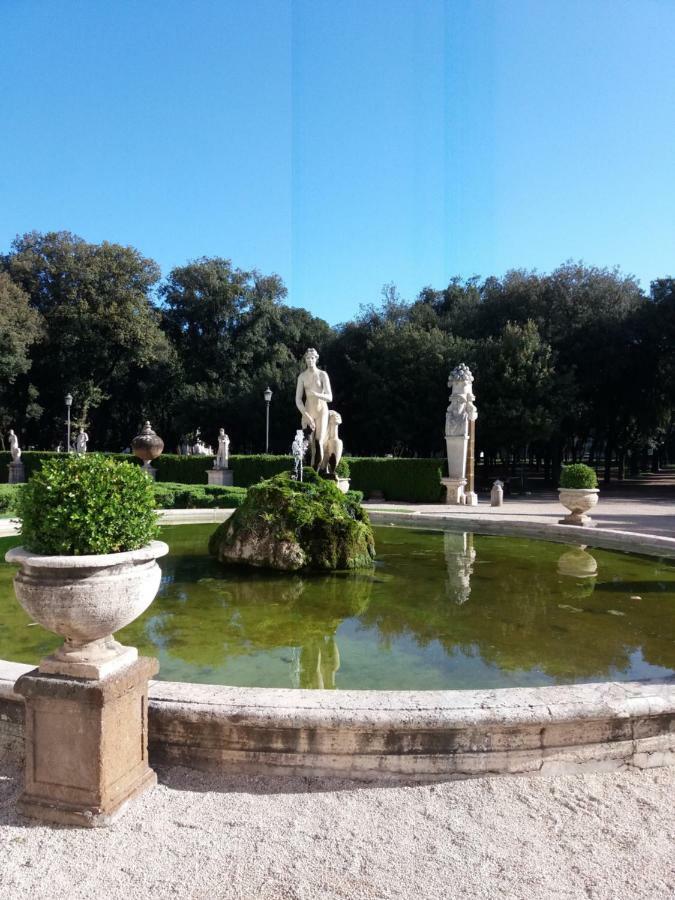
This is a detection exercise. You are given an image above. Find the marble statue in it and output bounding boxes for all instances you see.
[442,364,478,505]
[7,430,25,483]
[295,348,333,470]
[215,429,230,470]
[322,411,343,474]
[8,429,21,462]
[291,429,309,482]
[75,428,89,454]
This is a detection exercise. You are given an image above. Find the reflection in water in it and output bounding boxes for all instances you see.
[293,636,341,689]
[557,545,598,579]
[1,526,675,690]
[444,532,476,604]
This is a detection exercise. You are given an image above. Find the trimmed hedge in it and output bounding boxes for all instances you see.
[0,479,245,513]
[0,451,292,488]
[152,482,246,509]
[0,452,445,502]
[0,483,22,515]
[348,457,444,502]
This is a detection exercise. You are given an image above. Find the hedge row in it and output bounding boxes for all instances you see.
[0,452,445,502]
[348,457,444,502]
[0,451,292,488]
[152,482,246,509]
[0,480,246,515]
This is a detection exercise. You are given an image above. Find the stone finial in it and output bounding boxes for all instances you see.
[449,363,474,385]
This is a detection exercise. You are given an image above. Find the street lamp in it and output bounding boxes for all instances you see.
[65,393,73,453]
[263,387,272,453]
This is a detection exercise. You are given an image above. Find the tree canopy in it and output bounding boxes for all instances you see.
[1,231,673,479]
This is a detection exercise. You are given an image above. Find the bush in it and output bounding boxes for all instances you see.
[0,483,22,515]
[17,454,159,555]
[152,482,246,509]
[335,457,350,479]
[347,457,444,502]
[559,464,599,490]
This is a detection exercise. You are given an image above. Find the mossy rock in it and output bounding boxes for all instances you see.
[208,469,376,571]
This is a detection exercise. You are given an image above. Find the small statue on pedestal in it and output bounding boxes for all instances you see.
[75,428,89,454]
[7,429,26,484]
[214,429,230,470]
[8,429,21,462]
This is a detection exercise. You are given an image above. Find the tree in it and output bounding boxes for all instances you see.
[160,258,332,450]
[0,272,44,445]
[5,231,171,448]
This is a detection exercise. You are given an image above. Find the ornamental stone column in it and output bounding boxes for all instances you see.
[441,364,478,505]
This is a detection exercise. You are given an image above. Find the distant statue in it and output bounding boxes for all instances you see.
[295,347,333,470]
[322,411,343,475]
[8,430,21,462]
[75,428,89,454]
[291,429,308,482]
[215,429,230,469]
[445,365,477,439]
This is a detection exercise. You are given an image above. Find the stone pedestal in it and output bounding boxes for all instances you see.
[336,477,350,494]
[207,468,233,486]
[464,491,478,506]
[442,477,466,505]
[8,461,26,484]
[141,463,157,481]
[14,657,158,827]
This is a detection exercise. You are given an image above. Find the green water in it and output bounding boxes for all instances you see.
[1,525,674,690]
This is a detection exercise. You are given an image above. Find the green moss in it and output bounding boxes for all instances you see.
[209,469,376,571]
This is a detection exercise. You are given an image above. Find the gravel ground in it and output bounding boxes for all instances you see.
[0,761,673,900]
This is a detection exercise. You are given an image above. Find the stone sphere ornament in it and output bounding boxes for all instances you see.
[132,421,164,477]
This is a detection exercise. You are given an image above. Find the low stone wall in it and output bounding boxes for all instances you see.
[2,662,673,780]
[367,510,675,558]
[2,516,674,780]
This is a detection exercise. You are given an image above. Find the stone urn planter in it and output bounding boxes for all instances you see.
[132,420,164,479]
[558,488,599,527]
[5,540,168,678]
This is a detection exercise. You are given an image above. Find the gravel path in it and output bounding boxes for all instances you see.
[1,761,673,899]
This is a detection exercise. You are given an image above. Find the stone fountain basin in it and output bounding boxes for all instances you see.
[1,517,673,781]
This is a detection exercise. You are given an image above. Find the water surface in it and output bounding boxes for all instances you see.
[1,525,674,690]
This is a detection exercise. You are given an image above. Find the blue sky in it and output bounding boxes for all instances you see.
[1,0,674,324]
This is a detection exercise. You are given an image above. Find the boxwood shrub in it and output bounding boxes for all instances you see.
[559,463,599,490]
[0,483,22,515]
[17,454,159,555]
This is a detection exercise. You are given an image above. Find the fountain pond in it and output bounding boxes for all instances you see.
[1,524,674,690]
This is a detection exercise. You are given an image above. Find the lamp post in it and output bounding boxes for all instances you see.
[65,393,73,453]
[263,387,272,453]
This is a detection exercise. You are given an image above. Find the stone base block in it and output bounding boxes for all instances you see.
[441,477,466,505]
[8,462,26,484]
[336,478,350,494]
[38,640,138,680]
[464,491,478,506]
[14,656,158,827]
[207,468,233,486]
[559,515,595,527]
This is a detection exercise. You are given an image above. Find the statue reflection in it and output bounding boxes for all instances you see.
[153,563,373,689]
[292,636,341,689]
[444,531,476,604]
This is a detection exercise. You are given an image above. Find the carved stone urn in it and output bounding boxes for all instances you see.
[132,421,164,479]
[5,541,169,679]
[558,488,599,526]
